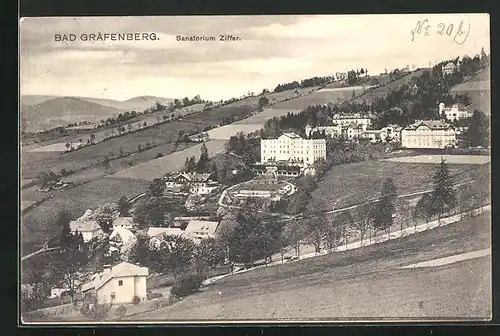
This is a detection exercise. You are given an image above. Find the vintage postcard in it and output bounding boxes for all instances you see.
[19,14,491,323]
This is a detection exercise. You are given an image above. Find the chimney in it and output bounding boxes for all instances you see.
[103,264,112,274]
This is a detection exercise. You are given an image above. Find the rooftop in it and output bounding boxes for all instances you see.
[81,262,149,292]
[404,120,454,131]
[185,220,219,235]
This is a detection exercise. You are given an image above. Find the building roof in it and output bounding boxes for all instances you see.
[164,172,212,182]
[147,227,184,238]
[109,226,137,244]
[112,217,134,227]
[404,120,454,131]
[281,132,302,139]
[443,62,457,70]
[81,262,149,292]
[69,220,101,233]
[185,220,219,235]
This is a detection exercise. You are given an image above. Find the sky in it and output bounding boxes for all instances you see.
[20,14,490,102]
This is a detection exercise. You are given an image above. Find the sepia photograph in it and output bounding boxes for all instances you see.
[19,14,491,323]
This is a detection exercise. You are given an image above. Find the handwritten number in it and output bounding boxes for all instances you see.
[437,23,445,35]
[447,24,454,36]
[411,19,428,41]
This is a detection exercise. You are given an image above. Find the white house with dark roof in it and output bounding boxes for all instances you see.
[69,220,102,242]
[331,113,373,130]
[260,132,326,167]
[401,120,458,149]
[80,262,149,304]
[442,61,459,76]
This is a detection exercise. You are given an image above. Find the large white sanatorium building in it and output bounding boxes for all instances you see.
[261,133,326,166]
[401,120,458,149]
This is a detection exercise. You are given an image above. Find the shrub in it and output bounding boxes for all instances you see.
[79,299,112,321]
[155,153,164,159]
[147,292,163,300]
[115,305,127,318]
[170,273,204,298]
[132,295,141,305]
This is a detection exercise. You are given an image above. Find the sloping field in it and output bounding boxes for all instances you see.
[353,69,429,104]
[382,155,491,165]
[112,140,227,181]
[311,160,484,210]
[450,69,490,114]
[21,120,200,178]
[21,176,149,255]
[271,86,369,110]
[128,214,490,321]
[206,108,304,139]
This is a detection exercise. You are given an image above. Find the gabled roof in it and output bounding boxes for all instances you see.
[185,220,219,235]
[281,132,302,139]
[112,217,134,227]
[147,227,184,238]
[81,262,149,292]
[69,220,101,233]
[404,120,454,131]
[109,226,136,244]
[443,62,457,69]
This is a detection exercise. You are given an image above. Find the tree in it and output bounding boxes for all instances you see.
[90,133,96,143]
[93,203,119,233]
[347,70,359,86]
[128,231,151,267]
[351,203,373,244]
[103,156,110,174]
[196,143,209,172]
[52,211,87,302]
[117,196,131,217]
[65,142,71,151]
[155,234,197,278]
[149,178,166,197]
[303,214,327,254]
[284,219,307,260]
[430,158,457,221]
[258,96,270,108]
[194,238,225,276]
[464,110,489,147]
[185,193,204,213]
[37,170,59,189]
[286,189,311,215]
[396,199,412,236]
[337,211,354,248]
[373,178,397,236]
[184,156,197,172]
[413,193,433,227]
[323,216,343,252]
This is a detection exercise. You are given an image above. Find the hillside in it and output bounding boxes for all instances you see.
[353,69,429,103]
[20,95,59,106]
[450,67,491,114]
[21,97,123,133]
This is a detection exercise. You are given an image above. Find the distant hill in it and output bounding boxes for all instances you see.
[21,97,123,133]
[20,95,59,106]
[74,95,174,111]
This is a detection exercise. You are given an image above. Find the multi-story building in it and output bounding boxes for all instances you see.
[401,120,458,149]
[305,124,343,138]
[442,61,460,76]
[439,102,473,121]
[260,132,326,167]
[163,172,220,195]
[331,113,373,131]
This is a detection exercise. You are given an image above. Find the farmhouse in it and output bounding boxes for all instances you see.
[184,220,220,242]
[439,102,473,121]
[261,133,326,167]
[147,227,186,248]
[69,220,102,242]
[80,262,149,304]
[401,120,458,149]
[163,172,220,195]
